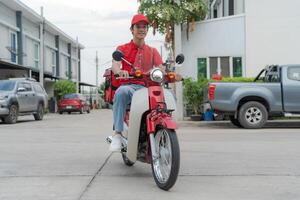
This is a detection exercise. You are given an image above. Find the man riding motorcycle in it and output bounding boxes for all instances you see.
[109,14,182,152]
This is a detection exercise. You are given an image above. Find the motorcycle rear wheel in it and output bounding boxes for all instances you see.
[151,128,180,191]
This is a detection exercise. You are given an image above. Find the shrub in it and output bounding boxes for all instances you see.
[210,77,255,82]
[54,80,76,101]
[183,78,208,115]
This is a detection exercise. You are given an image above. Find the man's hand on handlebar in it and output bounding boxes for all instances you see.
[117,70,129,78]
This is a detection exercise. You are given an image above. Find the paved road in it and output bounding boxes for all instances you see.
[0,110,300,200]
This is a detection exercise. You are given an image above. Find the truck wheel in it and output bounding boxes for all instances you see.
[4,104,18,124]
[34,104,44,121]
[238,101,268,129]
[229,116,242,128]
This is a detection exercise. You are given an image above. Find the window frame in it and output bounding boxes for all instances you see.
[34,43,40,69]
[51,51,56,75]
[233,57,243,77]
[9,31,18,64]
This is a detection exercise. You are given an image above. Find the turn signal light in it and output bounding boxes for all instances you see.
[167,72,176,80]
[135,70,142,77]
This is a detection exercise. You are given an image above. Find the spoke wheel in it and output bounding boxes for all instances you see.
[151,128,180,191]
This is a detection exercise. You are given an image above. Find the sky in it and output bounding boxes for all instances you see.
[21,0,165,86]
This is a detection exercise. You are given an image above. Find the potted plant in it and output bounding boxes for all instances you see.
[183,78,208,121]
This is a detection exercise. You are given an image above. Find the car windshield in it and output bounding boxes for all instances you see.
[0,81,16,91]
[63,94,79,99]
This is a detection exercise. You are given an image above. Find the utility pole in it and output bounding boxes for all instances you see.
[76,37,79,93]
[96,51,99,89]
[39,7,44,87]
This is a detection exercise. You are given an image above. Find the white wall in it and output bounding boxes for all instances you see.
[0,2,16,27]
[234,0,244,15]
[0,24,10,62]
[59,40,68,54]
[45,47,55,73]
[24,36,39,69]
[245,0,300,77]
[23,17,39,39]
[60,54,68,79]
[44,31,55,46]
[182,15,245,79]
[0,2,17,63]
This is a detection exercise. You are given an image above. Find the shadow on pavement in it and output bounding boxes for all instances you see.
[206,121,300,129]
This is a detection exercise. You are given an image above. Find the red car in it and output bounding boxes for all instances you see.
[58,93,90,114]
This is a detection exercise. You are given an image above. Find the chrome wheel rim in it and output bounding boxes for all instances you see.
[10,106,17,122]
[153,129,172,184]
[245,107,262,124]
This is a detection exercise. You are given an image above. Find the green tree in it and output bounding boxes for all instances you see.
[54,80,76,101]
[138,0,207,46]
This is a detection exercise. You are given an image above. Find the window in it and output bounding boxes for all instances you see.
[197,58,207,79]
[220,57,230,77]
[51,51,56,75]
[229,0,234,15]
[10,32,18,63]
[209,57,218,78]
[65,57,70,77]
[233,57,243,77]
[18,83,32,92]
[34,43,40,68]
[287,67,300,81]
[263,66,280,82]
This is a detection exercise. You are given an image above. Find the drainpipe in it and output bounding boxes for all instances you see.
[55,35,60,77]
[68,43,71,80]
[16,11,23,65]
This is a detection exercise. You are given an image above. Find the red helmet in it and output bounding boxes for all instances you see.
[131,14,149,26]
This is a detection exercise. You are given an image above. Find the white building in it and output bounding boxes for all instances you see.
[0,0,86,98]
[180,0,300,79]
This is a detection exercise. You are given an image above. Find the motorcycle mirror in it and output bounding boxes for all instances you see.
[112,50,124,62]
[175,54,185,64]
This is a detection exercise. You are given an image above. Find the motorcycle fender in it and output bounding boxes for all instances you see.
[126,88,149,162]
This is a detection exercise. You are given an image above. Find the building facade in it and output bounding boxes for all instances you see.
[180,0,300,79]
[0,0,84,98]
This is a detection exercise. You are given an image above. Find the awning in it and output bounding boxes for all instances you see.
[79,82,97,87]
[0,60,39,72]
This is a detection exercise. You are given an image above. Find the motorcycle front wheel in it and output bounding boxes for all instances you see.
[151,128,180,191]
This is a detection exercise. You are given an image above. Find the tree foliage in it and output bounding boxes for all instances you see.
[138,0,207,42]
[54,80,76,101]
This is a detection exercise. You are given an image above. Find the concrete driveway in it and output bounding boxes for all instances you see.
[0,110,300,200]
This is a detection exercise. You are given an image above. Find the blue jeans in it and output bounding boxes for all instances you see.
[113,84,145,132]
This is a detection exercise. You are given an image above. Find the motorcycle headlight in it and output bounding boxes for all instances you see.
[150,68,164,83]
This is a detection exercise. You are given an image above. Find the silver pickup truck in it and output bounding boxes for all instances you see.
[208,65,300,129]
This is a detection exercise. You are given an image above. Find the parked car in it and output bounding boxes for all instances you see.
[58,93,90,114]
[208,65,300,129]
[0,78,48,124]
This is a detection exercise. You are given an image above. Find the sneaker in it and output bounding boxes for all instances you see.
[109,134,122,152]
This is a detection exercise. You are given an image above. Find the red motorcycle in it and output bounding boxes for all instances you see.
[106,50,184,190]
